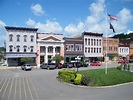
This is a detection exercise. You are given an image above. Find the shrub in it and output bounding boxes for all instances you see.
[74,74,82,85]
[58,69,76,83]
[117,65,122,70]
[81,75,92,86]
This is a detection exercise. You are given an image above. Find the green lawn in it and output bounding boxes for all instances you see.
[79,68,133,86]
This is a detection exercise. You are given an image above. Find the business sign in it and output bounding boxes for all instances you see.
[6,53,36,58]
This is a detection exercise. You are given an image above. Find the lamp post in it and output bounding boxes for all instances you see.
[75,56,81,72]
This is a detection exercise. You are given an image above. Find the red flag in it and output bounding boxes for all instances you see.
[108,14,117,21]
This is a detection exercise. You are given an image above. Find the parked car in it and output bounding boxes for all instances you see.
[62,63,74,68]
[56,63,62,69]
[91,61,102,66]
[68,63,74,68]
[21,64,32,71]
[40,63,56,69]
[75,62,82,67]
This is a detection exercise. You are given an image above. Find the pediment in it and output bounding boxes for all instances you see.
[38,35,63,42]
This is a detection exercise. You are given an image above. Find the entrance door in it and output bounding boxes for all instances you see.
[48,55,52,63]
[40,56,44,64]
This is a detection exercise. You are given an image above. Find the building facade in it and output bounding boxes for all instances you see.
[36,32,64,67]
[82,32,103,62]
[102,37,119,61]
[63,37,84,63]
[5,26,38,66]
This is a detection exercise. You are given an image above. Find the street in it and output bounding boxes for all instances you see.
[0,62,133,100]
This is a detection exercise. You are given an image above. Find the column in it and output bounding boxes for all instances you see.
[53,46,56,57]
[53,46,56,63]
[45,46,48,63]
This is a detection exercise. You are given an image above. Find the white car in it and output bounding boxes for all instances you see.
[21,64,32,71]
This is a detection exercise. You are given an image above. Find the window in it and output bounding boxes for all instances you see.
[85,47,87,53]
[30,46,33,52]
[88,47,90,53]
[24,35,27,42]
[23,46,27,52]
[109,46,112,51]
[75,44,82,51]
[55,47,60,53]
[40,46,45,52]
[99,39,101,46]
[103,46,106,51]
[85,38,87,45]
[48,46,53,53]
[66,44,74,51]
[88,39,90,45]
[16,45,20,52]
[31,35,34,42]
[99,48,101,53]
[114,47,117,51]
[16,35,20,42]
[9,34,13,41]
[91,39,93,46]
[9,45,13,52]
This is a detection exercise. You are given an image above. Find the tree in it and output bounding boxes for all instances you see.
[52,55,64,63]
[0,54,4,61]
[20,57,34,64]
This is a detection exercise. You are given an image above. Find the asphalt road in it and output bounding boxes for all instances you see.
[0,62,133,100]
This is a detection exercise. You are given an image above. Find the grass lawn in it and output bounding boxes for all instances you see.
[79,68,133,86]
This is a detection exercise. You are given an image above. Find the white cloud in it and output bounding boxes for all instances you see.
[0,20,6,47]
[26,19,63,33]
[64,0,106,37]
[31,3,44,16]
[26,18,35,26]
[63,0,133,37]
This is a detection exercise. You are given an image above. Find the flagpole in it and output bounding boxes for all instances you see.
[105,9,108,74]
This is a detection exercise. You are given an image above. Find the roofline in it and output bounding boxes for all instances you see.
[37,32,63,35]
[5,26,38,31]
[83,31,103,36]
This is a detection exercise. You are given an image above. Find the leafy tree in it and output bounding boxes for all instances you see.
[20,57,34,64]
[0,54,4,61]
[52,55,64,63]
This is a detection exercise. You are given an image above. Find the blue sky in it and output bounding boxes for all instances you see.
[0,0,133,47]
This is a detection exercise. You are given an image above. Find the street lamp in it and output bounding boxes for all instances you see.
[75,56,81,72]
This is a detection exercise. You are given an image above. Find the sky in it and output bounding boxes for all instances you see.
[0,0,133,47]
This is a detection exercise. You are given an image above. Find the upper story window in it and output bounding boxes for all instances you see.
[75,44,82,51]
[66,44,74,51]
[24,35,27,42]
[16,45,20,52]
[23,45,27,52]
[55,47,60,53]
[31,35,34,42]
[16,35,20,42]
[9,34,13,41]
[9,45,13,52]
[40,46,45,53]
[48,46,53,53]
[30,46,34,52]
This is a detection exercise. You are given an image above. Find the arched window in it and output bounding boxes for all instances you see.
[16,35,20,42]
[9,34,13,41]
[30,46,34,52]
[31,35,34,42]
[9,45,13,52]
[23,35,27,42]
[23,45,27,52]
[16,45,20,52]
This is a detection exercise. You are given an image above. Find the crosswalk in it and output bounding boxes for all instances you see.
[0,69,40,100]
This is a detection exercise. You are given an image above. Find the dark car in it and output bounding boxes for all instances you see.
[62,63,74,68]
[56,63,62,69]
[40,63,56,69]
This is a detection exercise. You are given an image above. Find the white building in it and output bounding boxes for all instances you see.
[118,46,129,59]
[82,32,103,61]
[5,26,38,66]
